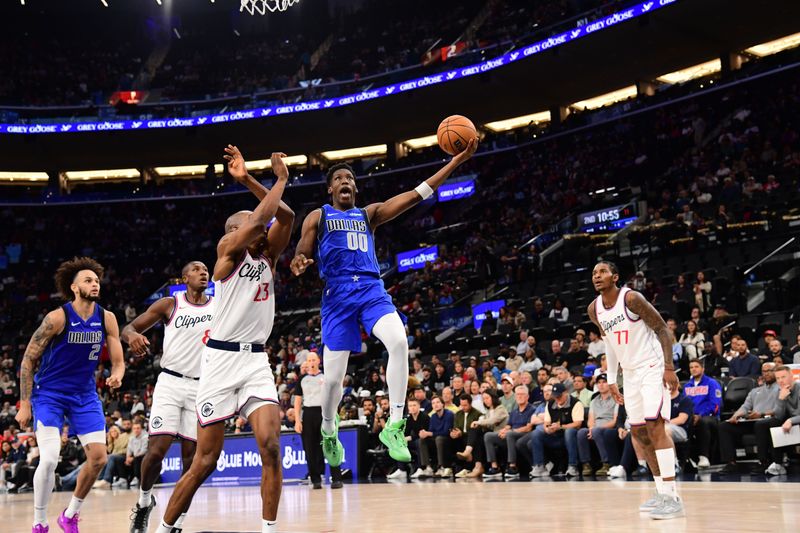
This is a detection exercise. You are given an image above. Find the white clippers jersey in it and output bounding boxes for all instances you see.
[211,251,275,344]
[162,293,215,378]
[595,287,662,370]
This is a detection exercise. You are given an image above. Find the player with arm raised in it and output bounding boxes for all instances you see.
[124,261,213,533]
[16,257,124,533]
[588,261,683,520]
[155,149,294,533]
[291,137,478,469]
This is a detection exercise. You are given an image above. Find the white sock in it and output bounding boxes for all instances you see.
[321,348,350,434]
[372,313,409,424]
[34,506,47,526]
[155,520,173,533]
[638,459,647,468]
[262,519,277,532]
[175,512,187,527]
[662,479,678,499]
[138,488,152,508]
[653,475,664,495]
[64,495,84,518]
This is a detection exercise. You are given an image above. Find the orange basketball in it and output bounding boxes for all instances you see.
[437,115,477,155]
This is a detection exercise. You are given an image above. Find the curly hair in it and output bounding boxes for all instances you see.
[54,256,104,301]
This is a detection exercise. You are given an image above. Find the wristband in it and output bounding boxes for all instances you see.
[414,181,434,200]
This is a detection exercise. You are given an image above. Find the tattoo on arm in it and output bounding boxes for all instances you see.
[21,315,57,401]
[626,292,674,369]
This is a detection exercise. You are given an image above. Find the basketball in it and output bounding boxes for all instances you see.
[437,115,478,155]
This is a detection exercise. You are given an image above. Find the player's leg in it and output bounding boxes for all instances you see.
[155,422,225,532]
[371,312,412,462]
[247,403,282,533]
[319,347,349,466]
[32,422,61,531]
[56,392,108,530]
[130,434,173,533]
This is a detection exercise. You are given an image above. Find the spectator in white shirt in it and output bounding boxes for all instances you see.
[587,330,605,358]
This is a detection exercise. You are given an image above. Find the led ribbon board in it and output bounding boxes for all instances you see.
[0,0,677,135]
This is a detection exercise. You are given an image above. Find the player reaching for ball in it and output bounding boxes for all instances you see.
[291,133,478,470]
[588,261,684,520]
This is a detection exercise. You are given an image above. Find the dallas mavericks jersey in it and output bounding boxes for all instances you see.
[35,303,106,395]
[317,204,381,281]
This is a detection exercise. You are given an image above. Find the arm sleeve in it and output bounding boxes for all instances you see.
[604,337,620,385]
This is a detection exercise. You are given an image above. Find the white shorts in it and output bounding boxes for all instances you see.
[195,345,278,426]
[622,361,670,425]
[149,372,199,441]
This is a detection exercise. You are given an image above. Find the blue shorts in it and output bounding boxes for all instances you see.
[32,388,105,436]
[321,278,405,353]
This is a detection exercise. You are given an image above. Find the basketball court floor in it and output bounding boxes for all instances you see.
[4,475,799,532]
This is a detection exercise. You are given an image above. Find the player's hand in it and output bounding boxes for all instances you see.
[127,332,150,357]
[452,137,478,165]
[290,254,314,276]
[294,421,303,434]
[609,384,624,405]
[663,368,679,393]
[15,402,32,428]
[107,371,124,390]
[783,419,793,433]
[271,152,289,181]
[224,144,249,183]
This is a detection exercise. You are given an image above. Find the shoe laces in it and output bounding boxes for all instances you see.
[130,505,149,529]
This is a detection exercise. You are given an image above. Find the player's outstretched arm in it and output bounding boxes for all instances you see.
[105,310,125,390]
[624,290,679,391]
[216,157,290,276]
[290,209,320,277]
[365,137,478,229]
[15,309,65,427]
[225,145,296,265]
[121,297,175,357]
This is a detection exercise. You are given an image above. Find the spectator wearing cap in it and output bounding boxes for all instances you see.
[577,374,618,476]
[571,375,593,408]
[728,337,761,377]
[417,396,455,477]
[683,360,722,469]
[499,375,516,413]
[760,329,778,353]
[451,394,482,477]
[587,330,605,359]
[447,351,461,374]
[483,385,536,479]
[420,366,434,393]
[574,329,588,351]
[530,382,584,477]
[505,349,524,372]
[492,357,511,383]
[754,365,800,475]
[719,362,779,474]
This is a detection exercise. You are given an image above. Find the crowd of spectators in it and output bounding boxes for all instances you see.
[1,0,628,107]
[2,52,800,487]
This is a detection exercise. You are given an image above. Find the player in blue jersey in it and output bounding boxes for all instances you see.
[291,137,478,469]
[15,257,125,533]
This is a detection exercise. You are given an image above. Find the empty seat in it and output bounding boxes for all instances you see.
[722,377,756,419]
